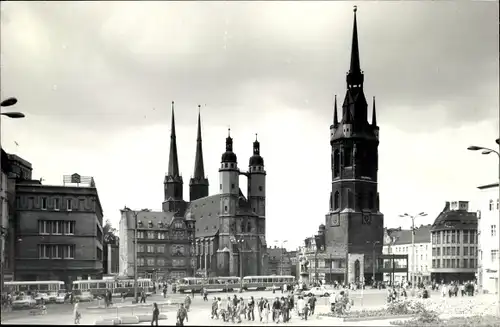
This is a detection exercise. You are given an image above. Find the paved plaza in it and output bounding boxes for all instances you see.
[1,289,497,325]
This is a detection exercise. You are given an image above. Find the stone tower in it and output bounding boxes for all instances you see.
[325,7,384,284]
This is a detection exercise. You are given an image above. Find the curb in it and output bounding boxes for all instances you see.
[94,314,168,325]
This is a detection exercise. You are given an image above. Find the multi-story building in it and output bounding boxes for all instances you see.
[119,209,195,280]
[429,201,478,283]
[267,246,292,276]
[382,225,432,284]
[476,183,499,294]
[104,238,119,276]
[14,173,104,284]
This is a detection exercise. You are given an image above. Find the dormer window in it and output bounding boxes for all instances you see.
[158,222,163,228]
[138,221,143,227]
[148,221,153,228]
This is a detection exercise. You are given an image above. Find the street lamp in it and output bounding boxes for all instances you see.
[0,97,24,297]
[399,212,427,291]
[274,240,288,276]
[366,241,381,284]
[123,208,147,303]
[233,237,245,293]
[468,140,500,313]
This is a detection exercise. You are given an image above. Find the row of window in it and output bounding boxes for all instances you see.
[491,250,499,263]
[17,196,84,211]
[137,258,186,267]
[491,225,497,237]
[38,244,75,259]
[137,244,186,255]
[389,244,429,254]
[136,231,186,240]
[432,258,477,269]
[432,246,477,257]
[431,230,476,245]
[38,220,75,235]
[331,191,376,210]
[137,221,185,229]
[488,199,499,211]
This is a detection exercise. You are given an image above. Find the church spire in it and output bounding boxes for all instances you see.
[346,5,364,88]
[372,96,377,126]
[168,101,180,177]
[333,95,339,125]
[193,105,205,179]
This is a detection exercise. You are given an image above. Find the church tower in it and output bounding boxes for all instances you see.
[248,134,266,219]
[218,129,240,217]
[326,6,384,283]
[163,101,185,213]
[189,105,209,201]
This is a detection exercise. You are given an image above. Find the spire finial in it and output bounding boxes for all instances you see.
[198,104,201,114]
[353,5,357,13]
[333,95,339,125]
[346,5,363,88]
[372,96,377,126]
[228,127,231,137]
[255,133,258,141]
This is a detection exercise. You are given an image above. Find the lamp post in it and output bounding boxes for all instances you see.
[124,208,146,303]
[0,97,24,296]
[399,212,427,291]
[274,240,288,275]
[236,237,245,293]
[366,241,381,284]
[467,140,500,313]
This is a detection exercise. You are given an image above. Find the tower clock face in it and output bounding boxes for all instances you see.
[362,214,372,225]
[331,214,340,227]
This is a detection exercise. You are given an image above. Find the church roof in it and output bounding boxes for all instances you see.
[384,225,431,246]
[186,194,221,238]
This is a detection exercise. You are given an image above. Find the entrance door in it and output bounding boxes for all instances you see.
[354,260,360,282]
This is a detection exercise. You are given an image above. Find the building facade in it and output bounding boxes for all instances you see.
[476,183,499,294]
[104,240,119,276]
[322,7,384,284]
[383,225,432,284]
[14,174,104,284]
[429,201,478,283]
[267,247,293,276]
[118,209,195,280]
[119,103,268,279]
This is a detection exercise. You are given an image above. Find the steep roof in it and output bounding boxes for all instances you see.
[122,210,176,230]
[431,202,477,232]
[186,194,221,238]
[385,225,431,246]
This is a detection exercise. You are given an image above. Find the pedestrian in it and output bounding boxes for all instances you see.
[151,303,159,326]
[176,303,188,326]
[140,290,147,304]
[297,296,305,319]
[263,299,270,323]
[191,288,195,299]
[163,286,167,299]
[309,294,316,316]
[272,297,280,322]
[211,297,218,319]
[258,297,264,322]
[248,296,255,321]
[73,301,81,325]
[184,295,191,311]
[203,288,208,301]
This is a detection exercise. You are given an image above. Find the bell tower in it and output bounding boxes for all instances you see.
[325,6,384,283]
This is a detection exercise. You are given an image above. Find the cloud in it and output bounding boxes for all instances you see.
[1,1,498,250]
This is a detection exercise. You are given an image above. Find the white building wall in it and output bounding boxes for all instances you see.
[119,210,135,278]
[475,184,499,294]
[382,241,432,283]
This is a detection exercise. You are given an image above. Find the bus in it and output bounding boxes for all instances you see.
[242,275,296,291]
[177,277,241,293]
[4,281,66,294]
[72,278,153,298]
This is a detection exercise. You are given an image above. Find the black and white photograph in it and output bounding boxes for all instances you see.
[0,1,498,326]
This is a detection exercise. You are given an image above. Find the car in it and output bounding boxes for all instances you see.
[76,292,94,302]
[47,292,59,303]
[12,295,37,309]
[35,293,49,303]
[306,286,332,297]
[54,293,67,304]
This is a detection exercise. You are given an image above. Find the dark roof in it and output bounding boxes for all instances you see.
[385,225,431,246]
[186,194,221,238]
[431,202,477,232]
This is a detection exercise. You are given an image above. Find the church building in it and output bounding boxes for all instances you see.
[311,7,385,284]
[164,103,268,278]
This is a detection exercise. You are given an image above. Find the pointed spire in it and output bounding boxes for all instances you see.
[346,5,364,88]
[226,127,233,152]
[253,133,260,155]
[333,95,339,125]
[193,105,205,179]
[350,6,360,74]
[372,96,377,126]
[168,101,180,177]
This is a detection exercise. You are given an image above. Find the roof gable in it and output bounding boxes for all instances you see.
[187,194,221,238]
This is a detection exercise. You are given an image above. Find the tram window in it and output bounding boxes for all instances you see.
[90,283,97,289]
[73,284,79,290]
[39,284,49,291]
[98,283,106,288]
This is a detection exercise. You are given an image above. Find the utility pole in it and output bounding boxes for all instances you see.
[133,211,139,302]
[366,241,380,284]
[399,212,427,291]
[329,252,332,285]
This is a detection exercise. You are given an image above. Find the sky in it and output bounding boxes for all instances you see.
[1,1,499,251]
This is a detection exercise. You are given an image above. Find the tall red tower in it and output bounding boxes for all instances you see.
[325,6,384,284]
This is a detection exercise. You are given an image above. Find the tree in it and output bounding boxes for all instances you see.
[103,219,117,244]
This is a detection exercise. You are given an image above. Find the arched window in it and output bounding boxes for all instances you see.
[334,191,340,210]
[347,190,354,209]
[344,147,352,167]
[368,192,374,209]
[490,200,494,211]
[334,149,340,177]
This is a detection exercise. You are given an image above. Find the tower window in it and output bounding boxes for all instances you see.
[334,150,340,177]
[220,184,222,190]
[334,191,340,210]
[258,186,263,192]
[224,163,228,168]
[224,206,228,212]
[344,147,352,167]
[231,183,235,189]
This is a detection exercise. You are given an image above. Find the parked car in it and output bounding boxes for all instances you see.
[76,292,94,302]
[54,293,67,304]
[35,293,49,304]
[12,295,37,309]
[306,286,332,297]
[47,292,58,303]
